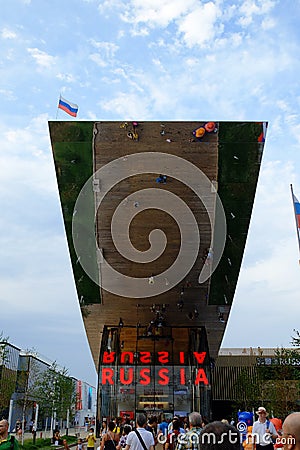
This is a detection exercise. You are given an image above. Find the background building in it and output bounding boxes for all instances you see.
[75,379,96,427]
[212,347,300,420]
[0,340,96,432]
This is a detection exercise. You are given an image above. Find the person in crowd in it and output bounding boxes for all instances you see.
[168,417,185,434]
[200,421,241,450]
[101,422,108,439]
[281,412,300,450]
[182,418,189,432]
[14,420,22,440]
[29,420,34,433]
[0,419,19,450]
[63,439,70,450]
[175,412,202,450]
[252,407,277,450]
[77,438,85,450]
[158,416,169,439]
[14,421,21,435]
[165,418,181,450]
[117,425,132,449]
[100,422,120,450]
[113,418,121,435]
[125,413,155,450]
[201,417,209,428]
[158,416,169,449]
[86,427,97,450]
[146,417,158,445]
[54,429,62,445]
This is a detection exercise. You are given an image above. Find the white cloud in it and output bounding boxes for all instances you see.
[244,239,300,295]
[222,150,300,350]
[126,0,195,27]
[89,39,119,54]
[0,89,16,100]
[99,0,196,28]
[261,17,276,30]
[27,47,56,69]
[89,40,119,67]
[244,159,297,254]
[177,2,221,47]
[89,53,108,67]
[238,0,277,27]
[111,67,145,92]
[101,92,151,118]
[0,115,56,195]
[56,73,77,83]
[1,27,17,39]
[129,27,149,37]
[97,0,122,14]
[222,235,300,349]
[97,0,277,49]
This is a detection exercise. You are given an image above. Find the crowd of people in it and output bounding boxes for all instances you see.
[95,408,300,450]
[1,408,300,450]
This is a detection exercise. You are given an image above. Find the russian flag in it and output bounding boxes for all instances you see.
[293,193,300,229]
[58,95,78,117]
[257,122,268,142]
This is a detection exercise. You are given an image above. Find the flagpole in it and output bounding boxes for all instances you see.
[56,94,61,120]
[290,184,300,260]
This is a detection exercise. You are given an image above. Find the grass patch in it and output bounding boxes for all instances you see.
[19,435,77,450]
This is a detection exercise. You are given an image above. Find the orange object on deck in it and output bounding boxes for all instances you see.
[195,127,205,138]
[205,122,216,132]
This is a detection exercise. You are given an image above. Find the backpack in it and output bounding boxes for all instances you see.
[266,420,275,444]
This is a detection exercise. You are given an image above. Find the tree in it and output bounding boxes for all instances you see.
[34,362,76,432]
[234,368,261,411]
[14,350,44,445]
[258,347,300,417]
[0,332,9,361]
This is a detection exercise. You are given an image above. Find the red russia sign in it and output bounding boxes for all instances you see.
[100,351,209,386]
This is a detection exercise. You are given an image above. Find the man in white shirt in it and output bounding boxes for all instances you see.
[125,414,155,450]
[252,407,277,450]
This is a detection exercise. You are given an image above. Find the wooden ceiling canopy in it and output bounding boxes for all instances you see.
[49,121,265,371]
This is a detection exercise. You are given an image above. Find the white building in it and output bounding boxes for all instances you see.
[74,380,96,428]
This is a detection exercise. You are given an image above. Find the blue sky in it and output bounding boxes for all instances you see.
[1,0,300,386]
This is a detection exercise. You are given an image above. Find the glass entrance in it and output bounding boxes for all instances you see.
[98,325,211,423]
